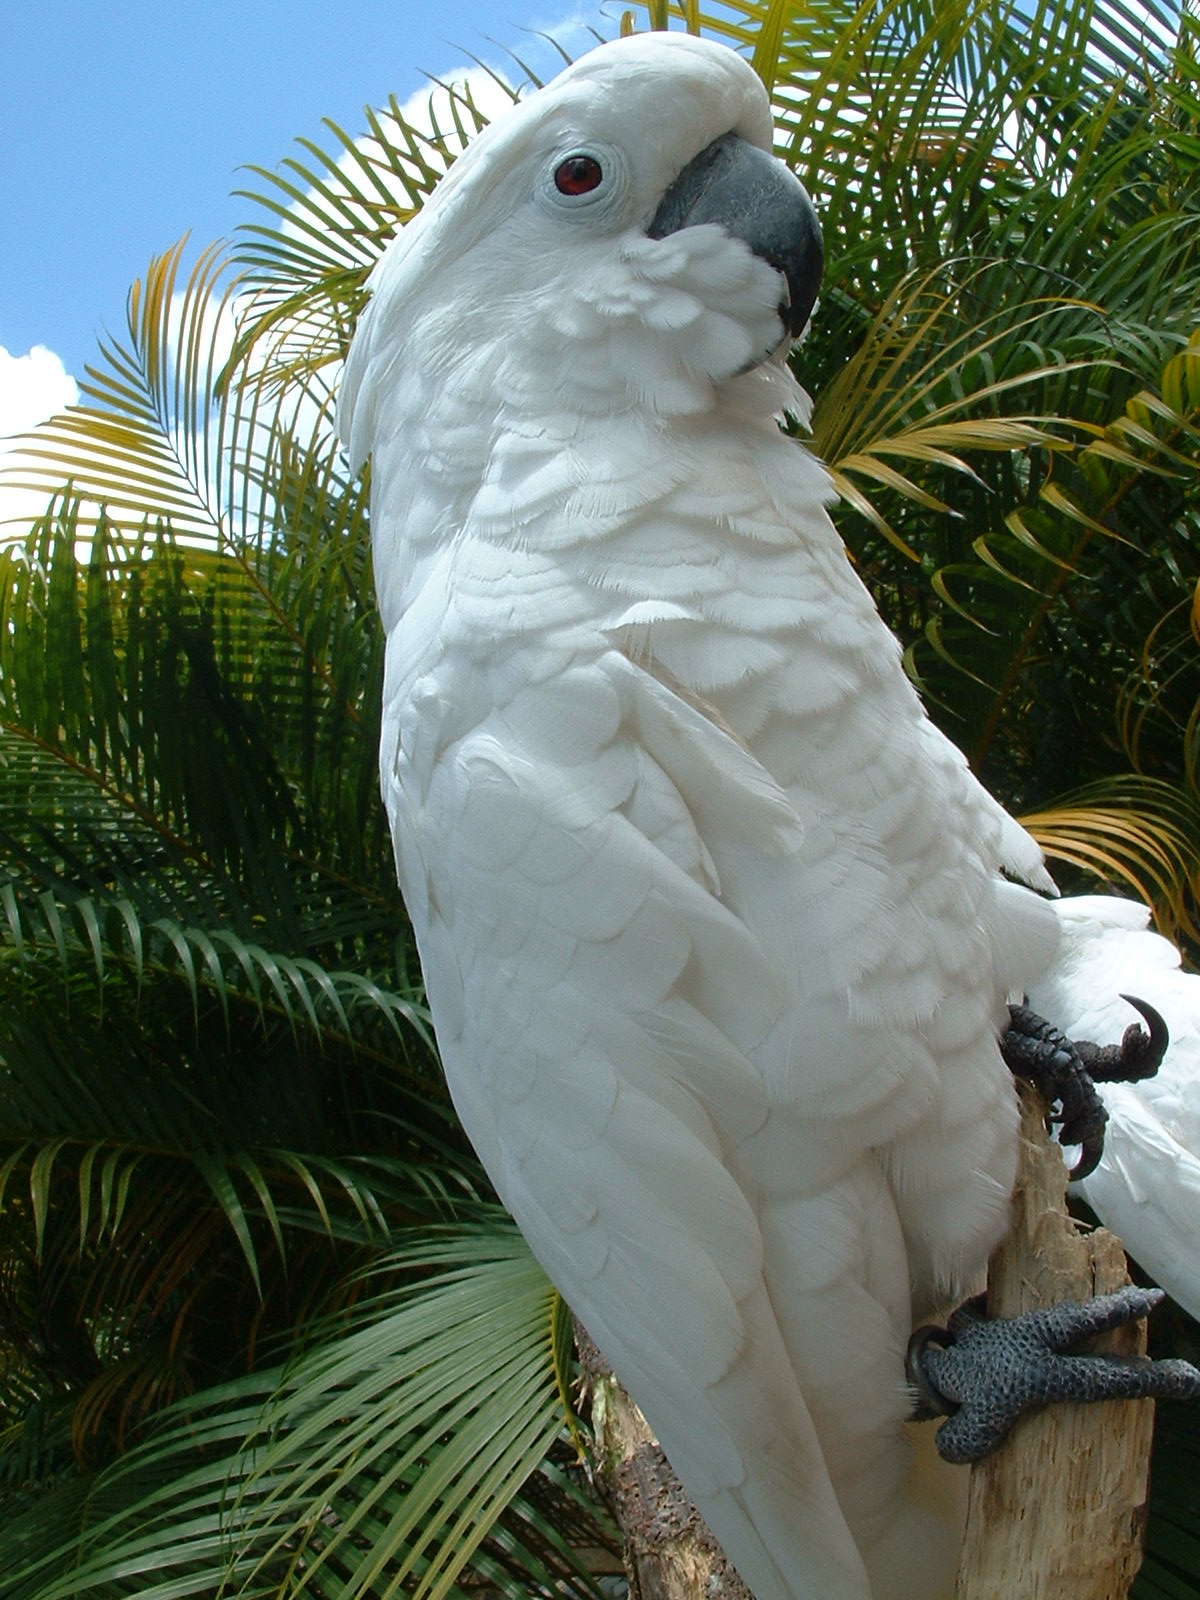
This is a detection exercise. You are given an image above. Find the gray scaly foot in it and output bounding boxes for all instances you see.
[907,1286,1200,1463]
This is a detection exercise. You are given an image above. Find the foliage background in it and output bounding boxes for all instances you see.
[0,0,1197,1594]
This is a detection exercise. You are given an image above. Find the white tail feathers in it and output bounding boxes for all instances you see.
[1027,896,1200,1320]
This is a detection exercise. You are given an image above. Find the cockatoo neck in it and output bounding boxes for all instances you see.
[367,317,816,633]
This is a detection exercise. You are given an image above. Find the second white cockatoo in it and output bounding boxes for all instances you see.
[338,32,1199,1600]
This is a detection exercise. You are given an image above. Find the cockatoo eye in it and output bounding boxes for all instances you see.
[554,154,604,196]
[537,141,625,219]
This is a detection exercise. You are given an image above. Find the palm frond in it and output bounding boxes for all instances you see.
[1021,777,1200,941]
[0,242,237,544]
[226,75,511,400]
[809,265,1096,553]
[0,1229,611,1600]
[233,1231,583,1600]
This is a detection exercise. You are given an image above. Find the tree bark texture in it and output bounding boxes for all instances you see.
[954,1086,1155,1600]
[574,1319,752,1600]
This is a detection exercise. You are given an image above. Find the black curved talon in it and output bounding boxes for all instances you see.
[1079,994,1168,1083]
[1001,996,1168,1179]
[905,1316,967,1421]
[907,1286,1200,1464]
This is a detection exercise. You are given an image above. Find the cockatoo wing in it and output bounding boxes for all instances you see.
[1028,896,1200,1319]
[380,621,954,1600]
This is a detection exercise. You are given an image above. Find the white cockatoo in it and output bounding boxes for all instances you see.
[338,32,1199,1600]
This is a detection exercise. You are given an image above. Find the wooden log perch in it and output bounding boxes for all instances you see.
[955,1085,1155,1600]
[575,1087,1155,1600]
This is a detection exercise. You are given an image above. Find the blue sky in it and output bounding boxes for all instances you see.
[2,1,605,393]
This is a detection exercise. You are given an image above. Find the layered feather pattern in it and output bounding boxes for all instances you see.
[339,32,1198,1600]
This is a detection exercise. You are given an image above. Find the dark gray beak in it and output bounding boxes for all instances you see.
[647,133,823,342]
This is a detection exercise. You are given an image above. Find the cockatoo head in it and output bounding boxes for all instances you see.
[340,32,822,461]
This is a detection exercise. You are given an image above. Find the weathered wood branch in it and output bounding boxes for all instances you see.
[954,1087,1155,1599]
[574,1319,751,1599]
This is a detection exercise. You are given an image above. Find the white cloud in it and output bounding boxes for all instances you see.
[0,344,78,438]
[0,42,571,545]
[0,344,79,531]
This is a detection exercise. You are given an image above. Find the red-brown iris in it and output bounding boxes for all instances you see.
[554,155,603,196]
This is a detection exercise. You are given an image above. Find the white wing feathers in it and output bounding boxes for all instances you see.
[384,642,935,1597]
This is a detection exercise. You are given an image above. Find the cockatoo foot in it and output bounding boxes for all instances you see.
[1001,997,1167,1178]
[906,1287,1200,1464]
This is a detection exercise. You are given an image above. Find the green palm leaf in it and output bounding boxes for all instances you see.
[1,243,235,543]
[0,1230,611,1600]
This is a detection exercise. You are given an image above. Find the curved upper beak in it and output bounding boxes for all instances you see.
[647,133,823,342]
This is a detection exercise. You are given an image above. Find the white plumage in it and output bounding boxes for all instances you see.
[338,33,1199,1600]
[1037,897,1200,1313]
